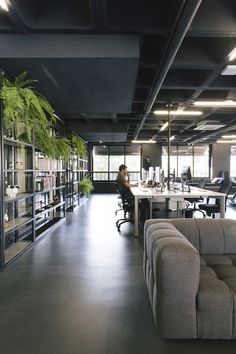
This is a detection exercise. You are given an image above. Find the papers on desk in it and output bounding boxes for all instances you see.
[140,188,149,192]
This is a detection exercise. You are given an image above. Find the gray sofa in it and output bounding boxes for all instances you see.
[144,218,236,339]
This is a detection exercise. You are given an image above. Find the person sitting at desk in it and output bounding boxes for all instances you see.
[116,164,150,221]
[116,164,136,197]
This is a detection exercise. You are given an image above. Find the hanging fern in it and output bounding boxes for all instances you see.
[53,137,71,161]
[0,72,55,142]
[35,128,72,160]
[71,134,87,158]
[1,72,86,162]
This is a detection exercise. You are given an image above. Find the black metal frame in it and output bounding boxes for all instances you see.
[0,70,5,268]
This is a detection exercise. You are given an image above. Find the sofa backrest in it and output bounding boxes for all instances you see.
[145,219,236,255]
[166,219,236,255]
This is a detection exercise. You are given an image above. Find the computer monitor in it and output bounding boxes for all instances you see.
[180,166,192,183]
[141,168,147,182]
[148,167,154,181]
[154,166,161,183]
[169,168,175,182]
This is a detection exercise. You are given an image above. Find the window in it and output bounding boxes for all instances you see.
[178,146,193,177]
[93,146,109,180]
[193,145,209,177]
[92,145,141,181]
[125,145,141,181]
[161,146,177,177]
[230,145,236,176]
[162,145,209,178]
[109,146,124,180]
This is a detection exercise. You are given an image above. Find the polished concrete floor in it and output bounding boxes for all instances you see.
[0,194,236,354]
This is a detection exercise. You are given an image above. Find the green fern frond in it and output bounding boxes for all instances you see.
[14,71,37,88]
[79,177,94,196]
[71,134,87,158]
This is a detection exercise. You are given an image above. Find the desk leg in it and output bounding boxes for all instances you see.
[134,196,139,237]
[150,198,152,219]
[177,201,179,218]
[220,195,225,218]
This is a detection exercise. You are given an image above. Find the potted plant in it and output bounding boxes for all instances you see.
[79,177,94,197]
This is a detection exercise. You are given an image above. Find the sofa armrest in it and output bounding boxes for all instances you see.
[150,228,200,338]
[153,236,200,296]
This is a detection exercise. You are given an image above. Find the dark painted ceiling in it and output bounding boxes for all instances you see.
[0,0,236,144]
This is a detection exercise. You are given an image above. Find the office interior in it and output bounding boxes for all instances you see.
[1,1,236,353]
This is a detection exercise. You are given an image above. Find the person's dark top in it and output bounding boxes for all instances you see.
[116,171,133,197]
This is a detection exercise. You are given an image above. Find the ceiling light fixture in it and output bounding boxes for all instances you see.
[194,121,225,130]
[229,47,236,61]
[222,135,236,139]
[170,136,175,141]
[131,140,156,144]
[217,140,236,144]
[221,65,236,75]
[0,0,9,11]
[160,122,168,131]
[193,100,236,107]
[154,110,202,116]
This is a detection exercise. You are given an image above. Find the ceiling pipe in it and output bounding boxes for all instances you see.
[133,0,203,140]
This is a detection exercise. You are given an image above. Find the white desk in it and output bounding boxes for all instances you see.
[131,186,226,237]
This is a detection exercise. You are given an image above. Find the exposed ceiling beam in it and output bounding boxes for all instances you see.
[133,0,203,140]
[0,34,139,58]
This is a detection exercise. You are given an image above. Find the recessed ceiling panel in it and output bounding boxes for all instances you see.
[11,0,94,29]
[0,57,139,114]
[163,69,213,88]
[105,0,184,31]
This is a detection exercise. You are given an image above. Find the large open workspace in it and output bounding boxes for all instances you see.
[1,0,236,352]
[0,194,236,354]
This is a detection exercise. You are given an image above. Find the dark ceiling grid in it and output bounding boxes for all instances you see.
[166,24,236,144]
[139,1,236,145]
[133,0,203,140]
[0,0,236,143]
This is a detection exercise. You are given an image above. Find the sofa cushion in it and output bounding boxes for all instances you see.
[200,265,217,278]
[197,275,233,339]
[195,219,225,254]
[170,219,200,250]
[222,220,236,253]
[202,255,233,266]
[200,256,206,265]
[223,277,236,339]
[211,265,236,279]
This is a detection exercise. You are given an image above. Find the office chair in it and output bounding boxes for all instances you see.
[198,179,232,218]
[115,185,123,216]
[228,177,236,204]
[115,182,134,231]
[183,178,208,217]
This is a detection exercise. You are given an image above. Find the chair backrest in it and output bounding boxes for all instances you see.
[218,170,230,181]
[116,181,133,211]
[219,179,232,195]
[216,180,232,209]
[198,178,207,189]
